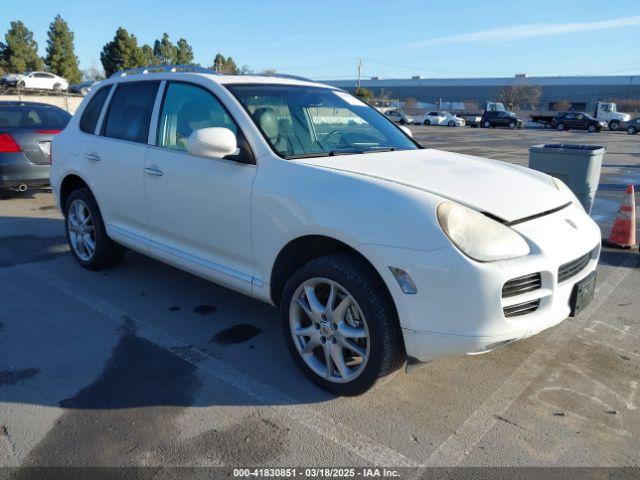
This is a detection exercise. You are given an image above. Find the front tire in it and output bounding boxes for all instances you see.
[483,120,491,128]
[424,119,431,126]
[508,121,516,129]
[64,188,125,270]
[588,124,597,133]
[556,123,566,131]
[53,83,62,92]
[628,126,637,135]
[448,120,455,127]
[608,120,620,131]
[280,253,404,396]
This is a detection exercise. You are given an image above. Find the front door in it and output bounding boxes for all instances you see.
[87,80,160,251]
[143,81,256,294]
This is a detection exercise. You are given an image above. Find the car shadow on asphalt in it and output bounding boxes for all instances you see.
[0,216,336,413]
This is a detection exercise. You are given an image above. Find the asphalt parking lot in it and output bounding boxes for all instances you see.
[1,126,639,473]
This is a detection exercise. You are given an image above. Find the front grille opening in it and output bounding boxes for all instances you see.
[558,251,592,283]
[503,299,540,317]
[502,273,542,298]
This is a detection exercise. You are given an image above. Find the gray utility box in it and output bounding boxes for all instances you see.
[528,144,605,214]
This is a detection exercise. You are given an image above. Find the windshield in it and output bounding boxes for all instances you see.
[226,84,419,159]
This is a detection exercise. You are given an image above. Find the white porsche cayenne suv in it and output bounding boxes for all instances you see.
[50,66,600,395]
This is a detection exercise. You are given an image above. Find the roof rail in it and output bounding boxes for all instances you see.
[110,64,219,78]
[257,73,314,82]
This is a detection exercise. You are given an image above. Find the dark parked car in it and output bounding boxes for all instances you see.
[625,117,640,135]
[69,80,100,95]
[0,101,71,193]
[550,112,605,133]
[480,111,525,129]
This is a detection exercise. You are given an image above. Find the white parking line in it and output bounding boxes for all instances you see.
[7,258,419,468]
[424,255,639,467]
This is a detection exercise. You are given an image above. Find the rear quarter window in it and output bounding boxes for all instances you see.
[80,86,111,134]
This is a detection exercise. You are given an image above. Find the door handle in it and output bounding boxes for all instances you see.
[85,152,101,162]
[144,167,163,177]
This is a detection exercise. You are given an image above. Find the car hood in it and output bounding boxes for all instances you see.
[298,148,569,222]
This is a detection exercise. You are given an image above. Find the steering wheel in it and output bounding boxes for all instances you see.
[319,129,348,149]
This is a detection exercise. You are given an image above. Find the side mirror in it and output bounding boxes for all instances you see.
[186,127,238,159]
[399,125,413,137]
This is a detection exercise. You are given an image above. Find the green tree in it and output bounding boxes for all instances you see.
[45,15,81,83]
[139,44,156,66]
[153,33,176,65]
[354,87,373,102]
[211,53,239,74]
[175,38,194,64]
[100,27,145,77]
[1,21,44,73]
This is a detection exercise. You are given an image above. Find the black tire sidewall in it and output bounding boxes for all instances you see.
[280,255,401,396]
[64,188,112,270]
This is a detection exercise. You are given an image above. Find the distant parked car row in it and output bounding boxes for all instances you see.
[0,72,101,95]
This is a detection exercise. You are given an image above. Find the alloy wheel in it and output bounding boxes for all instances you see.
[289,277,370,384]
[67,199,96,261]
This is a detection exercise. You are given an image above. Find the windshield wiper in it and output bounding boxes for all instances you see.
[365,147,396,153]
[286,149,362,159]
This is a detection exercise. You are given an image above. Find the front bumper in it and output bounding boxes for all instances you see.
[0,153,50,188]
[365,203,601,364]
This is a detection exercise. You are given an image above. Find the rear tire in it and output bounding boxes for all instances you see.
[424,119,431,126]
[628,126,637,135]
[280,253,404,396]
[64,188,125,270]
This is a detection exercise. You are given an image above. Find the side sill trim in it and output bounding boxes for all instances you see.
[108,224,263,286]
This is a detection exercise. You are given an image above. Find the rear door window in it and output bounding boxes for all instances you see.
[80,86,111,134]
[102,81,159,143]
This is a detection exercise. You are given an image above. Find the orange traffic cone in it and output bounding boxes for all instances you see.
[604,185,636,249]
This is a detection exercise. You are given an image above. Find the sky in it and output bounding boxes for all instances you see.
[2,0,640,80]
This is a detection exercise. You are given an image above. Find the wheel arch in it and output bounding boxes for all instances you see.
[269,235,396,314]
[59,173,94,212]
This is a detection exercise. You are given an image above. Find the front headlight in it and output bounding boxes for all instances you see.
[552,177,584,211]
[437,202,530,262]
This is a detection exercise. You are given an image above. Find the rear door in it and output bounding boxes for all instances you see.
[86,80,160,251]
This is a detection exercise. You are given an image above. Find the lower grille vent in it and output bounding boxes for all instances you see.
[502,273,542,298]
[503,299,540,317]
[558,251,592,283]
